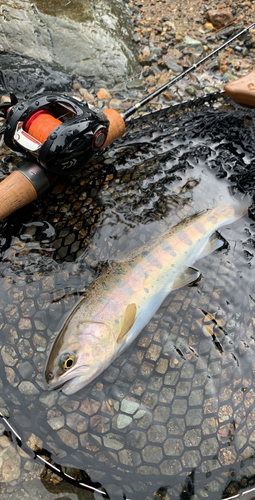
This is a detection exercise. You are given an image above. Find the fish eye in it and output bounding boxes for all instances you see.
[58,352,76,371]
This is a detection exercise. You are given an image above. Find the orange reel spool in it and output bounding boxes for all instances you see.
[24,110,61,143]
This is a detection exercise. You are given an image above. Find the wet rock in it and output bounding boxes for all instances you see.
[83,90,95,102]
[206,57,220,70]
[97,88,110,99]
[182,449,201,467]
[206,9,234,29]
[164,437,184,456]
[148,425,167,444]
[186,85,196,96]
[167,418,185,436]
[223,72,239,82]
[108,98,122,110]
[26,433,43,452]
[48,414,65,430]
[1,346,18,367]
[160,459,182,475]
[0,0,138,89]
[205,22,215,31]
[171,399,187,415]
[116,414,132,429]
[33,333,47,349]
[0,443,21,483]
[80,398,101,415]
[120,398,140,414]
[39,391,59,408]
[17,361,34,379]
[126,79,146,90]
[178,36,203,55]
[66,413,88,433]
[184,429,201,447]
[185,409,203,426]
[142,445,163,464]
[103,433,124,450]
[19,381,39,396]
[200,437,218,457]
[90,415,110,433]
[119,449,141,467]
[164,58,183,74]
[57,428,78,449]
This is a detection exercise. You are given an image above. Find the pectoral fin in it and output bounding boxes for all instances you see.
[172,267,201,290]
[199,231,227,259]
[117,303,137,343]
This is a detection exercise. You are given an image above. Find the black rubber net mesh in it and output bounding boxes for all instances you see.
[0,94,255,500]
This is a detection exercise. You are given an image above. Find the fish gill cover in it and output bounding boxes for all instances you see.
[0,94,255,499]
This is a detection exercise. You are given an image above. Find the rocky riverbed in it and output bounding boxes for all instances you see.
[68,0,255,116]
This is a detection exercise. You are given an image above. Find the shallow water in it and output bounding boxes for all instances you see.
[0,96,255,499]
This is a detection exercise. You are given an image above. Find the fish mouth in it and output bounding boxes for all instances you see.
[50,377,76,392]
[46,365,89,392]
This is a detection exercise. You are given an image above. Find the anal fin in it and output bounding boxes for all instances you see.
[199,231,228,260]
[172,267,202,290]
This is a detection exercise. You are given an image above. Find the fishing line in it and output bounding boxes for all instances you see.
[24,110,62,143]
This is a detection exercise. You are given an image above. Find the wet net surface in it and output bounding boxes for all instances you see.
[0,94,255,499]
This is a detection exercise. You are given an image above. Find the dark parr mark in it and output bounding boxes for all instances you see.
[160,240,176,256]
[194,221,206,234]
[177,230,192,246]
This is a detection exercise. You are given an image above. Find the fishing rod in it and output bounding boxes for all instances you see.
[123,20,255,117]
[0,20,254,221]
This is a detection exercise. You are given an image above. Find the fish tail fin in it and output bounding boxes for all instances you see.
[214,190,250,224]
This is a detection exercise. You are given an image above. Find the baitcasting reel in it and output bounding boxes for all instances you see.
[0,92,125,219]
[1,93,110,176]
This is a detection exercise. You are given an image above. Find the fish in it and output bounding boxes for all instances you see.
[45,193,250,395]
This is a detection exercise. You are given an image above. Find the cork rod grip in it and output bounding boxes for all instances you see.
[0,170,37,220]
[103,108,126,147]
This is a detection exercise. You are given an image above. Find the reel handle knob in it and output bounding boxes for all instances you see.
[102,108,126,147]
[224,68,255,107]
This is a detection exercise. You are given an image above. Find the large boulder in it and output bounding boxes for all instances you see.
[0,0,138,89]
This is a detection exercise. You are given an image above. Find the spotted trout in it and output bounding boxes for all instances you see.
[45,194,249,394]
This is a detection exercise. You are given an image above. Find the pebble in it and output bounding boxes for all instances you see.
[204,22,215,31]
[120,399,140,414]
[126,79,146,90]
[108,98,122,110]
[178,36,203,55]
[18,381,40,396]
[186,85,196,96]
[18,361,34,379]
[206,8,234,29]
[223,72,239,82]
[97,88,110,99]
[165,58,183,73]
[116,414,133,429]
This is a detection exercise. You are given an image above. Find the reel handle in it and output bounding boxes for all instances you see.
[224,68,255,107]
